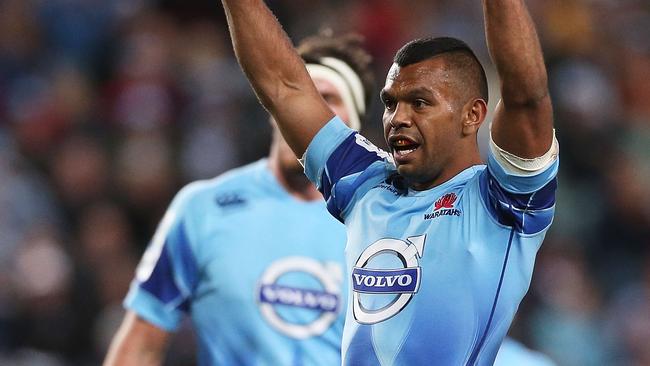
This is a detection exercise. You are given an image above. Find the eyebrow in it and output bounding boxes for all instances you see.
[380,89,392,101]
[381,87,435,101]
[405,87,435,99]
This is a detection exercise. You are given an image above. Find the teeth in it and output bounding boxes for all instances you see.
[396,149,415,156]
[396,139,407,146]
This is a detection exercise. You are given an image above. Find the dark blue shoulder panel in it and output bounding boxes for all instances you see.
[140,218,198,310]
[479,169,557,235]
[321,133,386,220]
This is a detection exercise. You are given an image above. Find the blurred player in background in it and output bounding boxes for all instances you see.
[103,33,375,366]
[221,0,558,364]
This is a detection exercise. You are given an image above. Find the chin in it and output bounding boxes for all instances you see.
[396,164,438,188]
[396,163,417,177]
[396,165,420,184]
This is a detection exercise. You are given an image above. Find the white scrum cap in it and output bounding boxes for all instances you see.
[306,56,366,131]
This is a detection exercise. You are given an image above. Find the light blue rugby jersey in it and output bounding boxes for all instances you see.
[494,338,556,366]
[303,117,558,366]
[125,159,348,366]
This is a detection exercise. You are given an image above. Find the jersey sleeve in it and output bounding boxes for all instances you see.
[124,186,200,331]
[303,116,392,222]
[479,143,559,235]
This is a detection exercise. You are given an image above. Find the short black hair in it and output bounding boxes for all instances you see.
[297,31,375,121]
[393,37,489,103]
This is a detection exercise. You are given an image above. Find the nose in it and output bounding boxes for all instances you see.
[388,103,412,129]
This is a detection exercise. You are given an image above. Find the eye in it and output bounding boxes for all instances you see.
[382,97,396,111]
[413,99,428,109]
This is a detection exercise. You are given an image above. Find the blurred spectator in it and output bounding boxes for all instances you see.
[106,12,180,133]
[49,132,110,212]
[9,226,87,363]
[175,21,246,180]
[530,245,616,365]
[607,254,650,366]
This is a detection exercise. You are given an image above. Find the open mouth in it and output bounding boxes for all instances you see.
[390,136,420,160]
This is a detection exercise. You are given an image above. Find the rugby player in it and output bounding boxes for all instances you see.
[220,0,558,364]
[103,33,374,366]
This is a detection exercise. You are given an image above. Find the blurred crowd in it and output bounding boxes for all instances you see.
[0,0,648,365]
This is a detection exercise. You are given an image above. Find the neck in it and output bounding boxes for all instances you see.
[410,148,483,191]
[268,153,322,202]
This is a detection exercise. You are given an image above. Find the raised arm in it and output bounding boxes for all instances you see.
[483,0,554,158]
[221,0,334,156]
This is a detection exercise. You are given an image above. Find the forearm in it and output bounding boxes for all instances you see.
[103,313,169,366]
[222,0,305,103]
[483,0,548,106]
[104,346,162,366]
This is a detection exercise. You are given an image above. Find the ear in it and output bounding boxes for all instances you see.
[461,98,487,136]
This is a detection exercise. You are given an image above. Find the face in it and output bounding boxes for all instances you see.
[274,76,353,173]
[313,76,351,123]
[381,57,468,189]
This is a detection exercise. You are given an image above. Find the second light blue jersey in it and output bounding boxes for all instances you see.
[125,159,348,366]
[304,117,558,366]
[494,338,556,366]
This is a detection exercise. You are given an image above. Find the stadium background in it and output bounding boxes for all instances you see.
[0,0,648,365]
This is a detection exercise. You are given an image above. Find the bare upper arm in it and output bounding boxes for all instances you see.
[222,0,335,157]
[263,77,336,156]
[103,311,171,366]
[490,94,554,159]
[482,0,555,159]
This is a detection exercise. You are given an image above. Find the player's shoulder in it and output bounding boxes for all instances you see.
[209,158,270,191]
[435,164,487,197]
[459,164,487,185]
[174,159,270,210]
